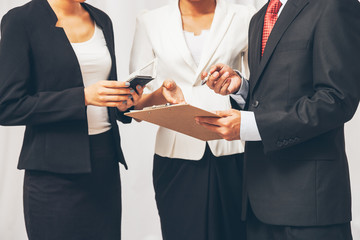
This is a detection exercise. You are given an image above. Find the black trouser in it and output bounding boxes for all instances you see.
[23,130,122,240]
[153,145,246,240]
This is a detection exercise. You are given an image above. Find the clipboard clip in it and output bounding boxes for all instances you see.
[143,103,171,110]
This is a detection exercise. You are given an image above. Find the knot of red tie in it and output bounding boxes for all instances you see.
[268,0,283,14]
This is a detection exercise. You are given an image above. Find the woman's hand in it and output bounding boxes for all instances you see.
[84,80,144,111]
[161,79,186,104]
[117,85,145,112]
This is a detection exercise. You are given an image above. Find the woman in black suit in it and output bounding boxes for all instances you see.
[0,0,143,239]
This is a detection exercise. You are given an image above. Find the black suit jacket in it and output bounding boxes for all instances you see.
[245,0,360,226]
[0,0,131,173]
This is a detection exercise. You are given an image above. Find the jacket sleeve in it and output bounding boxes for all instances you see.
[0,11,87,126]
[256,0,360,153]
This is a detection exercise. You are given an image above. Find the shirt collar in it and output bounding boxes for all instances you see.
[280,0,288,6]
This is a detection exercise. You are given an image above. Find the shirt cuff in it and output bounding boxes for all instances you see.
[240,111,262,141]
[230,71,249,109]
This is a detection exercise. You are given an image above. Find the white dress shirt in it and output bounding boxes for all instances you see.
[234,0,288,141]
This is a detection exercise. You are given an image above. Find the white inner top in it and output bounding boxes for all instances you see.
[71,24,112,135]
[183,30,210,66]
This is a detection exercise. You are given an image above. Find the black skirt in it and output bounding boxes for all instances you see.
[23,130,122,240]
[153,145,246,240]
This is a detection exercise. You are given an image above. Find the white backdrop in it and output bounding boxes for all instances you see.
[0,1,359,240]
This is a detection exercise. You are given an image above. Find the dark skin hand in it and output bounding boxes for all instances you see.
[201,63,242,95]
[195,109,241,141]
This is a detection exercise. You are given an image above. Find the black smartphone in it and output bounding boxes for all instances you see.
[128,75,154,93]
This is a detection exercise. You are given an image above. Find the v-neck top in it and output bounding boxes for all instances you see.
[71,24,112,135]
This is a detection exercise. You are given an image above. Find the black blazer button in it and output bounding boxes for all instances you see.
[252,101,259,108]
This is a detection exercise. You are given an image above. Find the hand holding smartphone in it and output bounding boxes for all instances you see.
[127,75,154,93]
[127,58,157,93]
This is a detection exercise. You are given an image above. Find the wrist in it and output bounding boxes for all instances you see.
[84,88,89,106]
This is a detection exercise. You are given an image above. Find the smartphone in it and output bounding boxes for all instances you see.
[127,75,154,93]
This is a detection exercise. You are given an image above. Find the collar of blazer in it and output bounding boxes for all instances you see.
[167,0,236,85]
[33,0,108,29]
[32,0,117,81]
[250,0,309,93]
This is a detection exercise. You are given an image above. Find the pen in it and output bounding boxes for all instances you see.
[201,72,212,85]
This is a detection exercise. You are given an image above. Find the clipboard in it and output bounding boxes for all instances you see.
[125,104,222,141]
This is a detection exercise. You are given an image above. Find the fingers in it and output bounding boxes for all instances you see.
[101,80,131,88]
[116,100,131,111]
[163,79,176,90]
[197,121,223,133]
[99,94,133,103]
[131,85,144,105]
[201,71,208,80]
[206,71,220,89]
[219,79,231,95]
[201,63,225,80]
[195,111,241,141]
[213,71,230,94]
[206,64,229,90]
[195,116,222,127]
[214,110,234,117]
[97,87,133,96]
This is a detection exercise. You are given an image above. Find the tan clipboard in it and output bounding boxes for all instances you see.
[125,104,222,141]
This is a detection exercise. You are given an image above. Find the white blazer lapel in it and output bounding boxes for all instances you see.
[167,1,198,73]
[194,0,235,83]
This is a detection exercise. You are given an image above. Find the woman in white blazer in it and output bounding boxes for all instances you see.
[130,0,254,239]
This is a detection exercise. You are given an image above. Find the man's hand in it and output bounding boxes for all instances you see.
[201,63,241,95]
[195,109,241,141]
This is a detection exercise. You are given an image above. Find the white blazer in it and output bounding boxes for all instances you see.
[130,0,255,160]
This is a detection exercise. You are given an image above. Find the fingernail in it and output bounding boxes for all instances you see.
[123,100,127,104]
[137,85,142,90]
[130,89,135,93]
[125,82,130,87]
[224,72,230,77]
[129,95,133,99]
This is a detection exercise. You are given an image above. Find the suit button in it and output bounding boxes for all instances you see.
[252,101,259,108]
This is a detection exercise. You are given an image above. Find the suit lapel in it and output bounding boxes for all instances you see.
[167,1,198,73]
[194,0,235,83]
[251,0,309,93]
[252,6,267,69]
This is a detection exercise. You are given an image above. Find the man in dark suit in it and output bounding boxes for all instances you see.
[196,0,360,239]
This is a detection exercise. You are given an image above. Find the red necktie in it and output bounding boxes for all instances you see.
[261,0,282,56]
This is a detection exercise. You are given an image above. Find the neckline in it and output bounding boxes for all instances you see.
[71,23,97,45]
[183,29,210,37]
